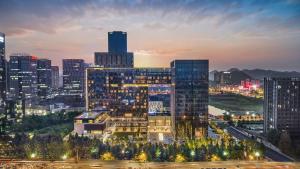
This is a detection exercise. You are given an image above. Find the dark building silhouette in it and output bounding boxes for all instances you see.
[37,59,52,100]
[63,59,85,96]
[171,60,209,139]
[51,66,59,90]
[264,77,300,141]
[95,31,133,68]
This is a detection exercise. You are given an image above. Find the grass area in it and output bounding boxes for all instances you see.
[13,111,82,136]
[209,93,263,113]
[32,122,73,136]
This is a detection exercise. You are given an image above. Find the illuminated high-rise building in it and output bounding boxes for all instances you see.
[0,32,6,134]
[86,67,171,136]
[37,59,52,100]
[171,60,209,139]
[264,77,300,141]
[63,59,85,96]
[0,33,6,110]
[8,54,38,115]
[95,31,133,68]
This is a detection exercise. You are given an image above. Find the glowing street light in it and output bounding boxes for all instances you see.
[30,153,36,159]
[190,150,195,157]
[254,151,260,157]
[223,151,228,156]
[62,154,67,160]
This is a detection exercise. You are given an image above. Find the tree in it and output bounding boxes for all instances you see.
[175,154,186,162]
[278,131,292,154]
[267,129,280,146]
[101,152,115,161]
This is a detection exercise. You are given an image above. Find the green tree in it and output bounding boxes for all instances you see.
[278,131,292,154]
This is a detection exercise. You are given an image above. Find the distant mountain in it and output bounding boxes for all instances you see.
[242,69,300,80]
[229,69,252,84]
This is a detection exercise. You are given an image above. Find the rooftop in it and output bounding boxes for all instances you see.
[75,112,102,120]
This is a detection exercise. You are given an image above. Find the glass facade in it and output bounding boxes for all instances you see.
[171,60,209,139]
[86,67,171,135]
[108,31,127,54]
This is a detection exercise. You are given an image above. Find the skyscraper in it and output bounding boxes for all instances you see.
[171,60,209,139]
[108,31,127,54]
[95,31,133,68]
[63,59,85,96]
[0,33,6,110]
[264,77,300,141]
[51,66,59,90]
[0,32,6,134]
[8,54,38,115]
[37,59,52,100]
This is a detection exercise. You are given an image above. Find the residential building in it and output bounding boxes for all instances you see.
[264,77,300,140]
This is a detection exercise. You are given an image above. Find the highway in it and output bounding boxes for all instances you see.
[227,126,294,162]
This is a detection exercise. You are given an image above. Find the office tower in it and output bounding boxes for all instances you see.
[171,60,209,139]
[8,54,38,115]
[86,67,171,136]
[37,59,52,100]
[0,32,6,134]
[108,31,127,53]
[94,31,134,68]
[264,77,300,141]
[63,59,85,96]
[51,66,59,89]
[0,33,5,111]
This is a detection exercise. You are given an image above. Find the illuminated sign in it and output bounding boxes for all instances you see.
[0,36,4,43]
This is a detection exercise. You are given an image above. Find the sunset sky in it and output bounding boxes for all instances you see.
[0,0,300,71]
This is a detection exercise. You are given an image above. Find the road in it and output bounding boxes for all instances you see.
[227,126,294,162]
[0,160,298,169]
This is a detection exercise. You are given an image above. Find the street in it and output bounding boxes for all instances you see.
[0,160,298,169]
[227,126,294,162]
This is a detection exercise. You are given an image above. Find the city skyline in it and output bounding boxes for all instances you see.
[0,0,300,71]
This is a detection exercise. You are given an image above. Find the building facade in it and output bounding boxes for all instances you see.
[51,66,59,90]
[63,59,85,96]
[0,32,6,113]
[264,77,300,140]
[37,59,52,100]
[94,31,133,68]
[171,60,209,139]
[7,54,38,115]
[108,31,127,54]
[86,67,171,136]
[0,32,6,134]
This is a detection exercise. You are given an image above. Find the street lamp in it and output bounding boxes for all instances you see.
[30,153,36,159]
[254,151,260,160]
[190,150,195,157]
[223,151,228,156]
[62,154,67,160]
